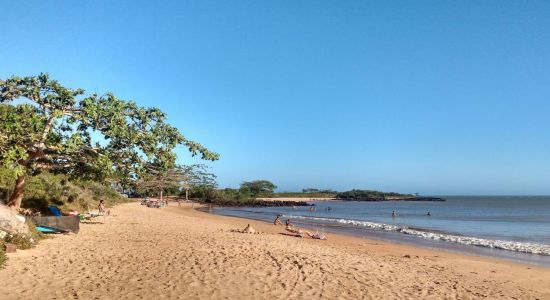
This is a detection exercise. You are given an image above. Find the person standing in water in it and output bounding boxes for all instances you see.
[392,210,396,218]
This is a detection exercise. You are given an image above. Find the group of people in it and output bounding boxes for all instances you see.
[273,214,291,226]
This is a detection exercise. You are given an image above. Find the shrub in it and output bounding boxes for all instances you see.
[26,220,44,243]
[4,233,35,250]
[0,244,6,269]
[16,172,127,214]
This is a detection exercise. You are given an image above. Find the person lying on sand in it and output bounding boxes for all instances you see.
[284,226,326,239]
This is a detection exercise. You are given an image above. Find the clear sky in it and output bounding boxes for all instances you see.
[1,1,550,195]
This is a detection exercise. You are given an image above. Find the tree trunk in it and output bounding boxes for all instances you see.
[185,189,189,201]
[8,175,26,210]
[160,189,164,205]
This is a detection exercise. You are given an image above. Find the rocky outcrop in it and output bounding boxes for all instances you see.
[0,204,30,237]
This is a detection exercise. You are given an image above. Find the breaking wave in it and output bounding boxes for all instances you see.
[282,215,550,256]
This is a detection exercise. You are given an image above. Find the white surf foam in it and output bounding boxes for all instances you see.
[282,215,550,256]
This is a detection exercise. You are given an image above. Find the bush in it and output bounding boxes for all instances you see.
[0,243,6,269]
[17,172,128,214]
[26,220,44,243]
[4,233,35,250]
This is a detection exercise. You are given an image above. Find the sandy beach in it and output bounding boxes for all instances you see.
[1,202,549,300]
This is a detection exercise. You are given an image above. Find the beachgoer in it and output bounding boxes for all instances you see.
[98,200,106,214]
[427,211,431,216]
[392,210,396,218]
[274,215,282,225]
[285,219,292,227]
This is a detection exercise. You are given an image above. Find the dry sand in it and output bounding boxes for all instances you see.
[1,202,549,299]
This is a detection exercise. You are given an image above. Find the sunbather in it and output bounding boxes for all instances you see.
[284,225,326,240]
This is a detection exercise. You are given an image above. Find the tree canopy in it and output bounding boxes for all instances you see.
[336,189,413,201]
[0,73,219,209]
[240,180,277,197]
[136,164,217,201]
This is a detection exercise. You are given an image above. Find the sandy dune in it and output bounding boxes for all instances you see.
[1,202,549,299]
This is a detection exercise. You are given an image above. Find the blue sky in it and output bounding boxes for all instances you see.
[2,1,550,194]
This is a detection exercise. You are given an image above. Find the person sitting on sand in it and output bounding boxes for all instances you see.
[99,200,106,213]
[274,215,282,225]
[285,219,292,227]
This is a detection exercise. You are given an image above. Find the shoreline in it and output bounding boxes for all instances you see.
[209,205,550,267]
[1,202,549,299]
[200,204,550,269]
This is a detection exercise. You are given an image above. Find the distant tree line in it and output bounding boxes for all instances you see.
[336,189,413,201]
[301,188,335,194]
[188,180,278,205]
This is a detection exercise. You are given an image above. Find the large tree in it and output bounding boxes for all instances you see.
[0,73,219,210]
[240,180,277,197]
[136,164,184,204]
[137,164,217,202]
[180,164,217,200]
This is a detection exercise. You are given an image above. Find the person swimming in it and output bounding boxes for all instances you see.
[427,211,431,216]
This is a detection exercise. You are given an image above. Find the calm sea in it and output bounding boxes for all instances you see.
[211,196,550,267]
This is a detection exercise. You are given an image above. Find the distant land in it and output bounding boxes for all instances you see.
[267,189,445,202]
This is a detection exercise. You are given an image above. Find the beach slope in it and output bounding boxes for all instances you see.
[1,202,549,299]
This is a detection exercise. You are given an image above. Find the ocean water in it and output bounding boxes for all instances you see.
[211,196,550,267]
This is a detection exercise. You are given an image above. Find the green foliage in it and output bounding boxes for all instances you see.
[18,171,125,213]
[0,167,16,189]
[4,233,35,250]
[0,167,15,202]
[26,220,44,243]
[336,189,413,201]
[0,73,219,208]
[274,192,337,198]
[301,188,336,194]
[188,185,219,200]
[0,243,6,269]
[189,186,254,204]
[136,164,217,200]
[240,180,277,197]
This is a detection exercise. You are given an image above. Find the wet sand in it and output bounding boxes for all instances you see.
[1,202,549,299]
